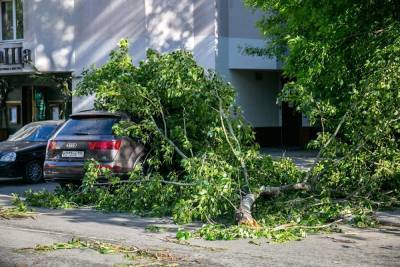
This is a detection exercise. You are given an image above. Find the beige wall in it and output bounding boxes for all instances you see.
[22,0,217,112]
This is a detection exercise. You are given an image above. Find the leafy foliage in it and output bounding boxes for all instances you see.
[0,194,34,219]
[72,40,295,223]
[24,26,399,241]
[245,0,400,203]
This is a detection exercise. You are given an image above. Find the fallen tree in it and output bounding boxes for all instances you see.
[70,32,398,222]
[24,25,399,241]
[71,40,310,224]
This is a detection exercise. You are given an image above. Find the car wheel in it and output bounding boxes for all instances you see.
[24,161,44,183]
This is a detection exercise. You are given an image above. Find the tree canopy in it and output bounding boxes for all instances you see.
[245,0,400,200]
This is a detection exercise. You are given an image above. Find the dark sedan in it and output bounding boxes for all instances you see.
[0,120,63,183]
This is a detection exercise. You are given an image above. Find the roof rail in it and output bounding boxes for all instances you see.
[77,108,97,113]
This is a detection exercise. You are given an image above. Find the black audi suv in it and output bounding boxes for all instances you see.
[44,111,146,186]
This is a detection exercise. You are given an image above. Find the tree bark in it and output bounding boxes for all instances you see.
[236,183,310,226]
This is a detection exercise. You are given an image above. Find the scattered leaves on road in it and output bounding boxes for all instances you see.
[0,194,35,220]
[29,238,180,266]
[145,225,167,233]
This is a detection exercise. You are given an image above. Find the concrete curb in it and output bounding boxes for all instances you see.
[375,210,400,227]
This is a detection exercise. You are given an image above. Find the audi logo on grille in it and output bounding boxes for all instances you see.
[66,143,78,149]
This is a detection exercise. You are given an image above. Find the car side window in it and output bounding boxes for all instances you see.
[33,125,58,141]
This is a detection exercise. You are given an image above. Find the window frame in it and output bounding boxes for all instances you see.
[49,102,62,120]
[0,0,23,42]
[7,103,21,124]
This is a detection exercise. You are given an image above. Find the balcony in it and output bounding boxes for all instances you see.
[0,41,29,72]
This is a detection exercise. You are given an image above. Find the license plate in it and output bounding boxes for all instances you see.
[62,151,84,158]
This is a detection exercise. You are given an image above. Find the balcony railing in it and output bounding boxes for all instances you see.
[0,42,30,71]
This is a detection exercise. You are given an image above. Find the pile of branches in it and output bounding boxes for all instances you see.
[26,36,398,238]
[72,40,307,225]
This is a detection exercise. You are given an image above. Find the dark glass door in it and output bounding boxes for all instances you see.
[33,87,47,121]
[282,102,302,147]
[22,86,32,125]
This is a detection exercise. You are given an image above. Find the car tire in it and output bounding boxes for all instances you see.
[24,161,44,184]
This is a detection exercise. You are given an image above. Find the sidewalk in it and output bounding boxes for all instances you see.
[376,210,400,227]
[262,147,318,171]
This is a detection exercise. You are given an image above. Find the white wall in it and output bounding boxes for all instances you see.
[23,0,217,112]
[216,69,281,127]
[215,0,282,127]
[23,0,281,124]
[24,0,216,73]
[233,71,281,127]
[217,36,279,70]
[24,0,76,71]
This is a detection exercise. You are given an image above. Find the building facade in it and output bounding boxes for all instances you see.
[0,0,314,146]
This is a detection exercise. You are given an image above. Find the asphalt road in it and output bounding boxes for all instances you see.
[0,181,399,266]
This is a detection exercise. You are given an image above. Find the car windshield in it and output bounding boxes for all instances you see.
[8,124,58,142]
[57,117,118,136]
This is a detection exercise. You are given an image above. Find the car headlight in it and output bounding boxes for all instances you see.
[0,152,16,162]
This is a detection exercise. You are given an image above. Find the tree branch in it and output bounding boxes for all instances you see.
[216,92,250,193]
[150,115,188,160]
[95,179,195,186]
[182,108,194,157]
[304,111,349,183]
[259,182,310,197]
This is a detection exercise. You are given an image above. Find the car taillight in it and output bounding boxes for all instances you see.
[47,140,57,150]
[88,140,122,150]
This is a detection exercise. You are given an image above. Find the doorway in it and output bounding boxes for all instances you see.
[22,86,48,124]
[281,102,302,147]
[22,86,32,125]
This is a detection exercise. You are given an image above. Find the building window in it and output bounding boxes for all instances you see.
[8,105,20,124]
[50,105,60,120]
[0,0,23,41]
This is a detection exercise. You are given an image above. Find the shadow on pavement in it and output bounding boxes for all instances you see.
[0,180,58,196]
[0,180,197,234]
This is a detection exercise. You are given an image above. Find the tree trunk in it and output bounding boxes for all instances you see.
[236,183,310,226]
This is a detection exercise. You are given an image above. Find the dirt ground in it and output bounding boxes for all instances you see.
[0,180,399,267]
